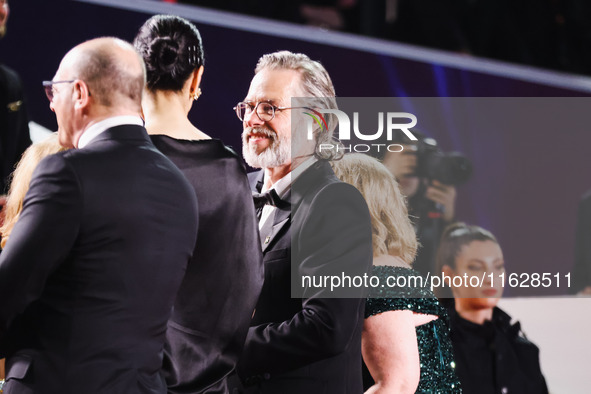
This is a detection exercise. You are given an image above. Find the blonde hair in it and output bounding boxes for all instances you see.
[1,134,66,248]
[331,153,418,263]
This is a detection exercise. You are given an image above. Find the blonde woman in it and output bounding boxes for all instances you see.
[0,133,65,391]
[1,133,65,247]
[331,153,460,394]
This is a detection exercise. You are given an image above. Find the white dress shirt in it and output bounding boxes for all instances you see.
[258,157,317,231]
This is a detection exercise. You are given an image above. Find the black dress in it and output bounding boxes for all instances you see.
[447,305,548,394]
[364,266,461,393]
[150,135,264,394]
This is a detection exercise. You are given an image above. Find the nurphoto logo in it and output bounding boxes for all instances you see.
[304,109,418,154]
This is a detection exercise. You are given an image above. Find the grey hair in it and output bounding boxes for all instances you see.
[255,50,342,160]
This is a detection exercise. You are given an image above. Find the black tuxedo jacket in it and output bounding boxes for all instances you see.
[0,125,199,394]
[238,160,373,394]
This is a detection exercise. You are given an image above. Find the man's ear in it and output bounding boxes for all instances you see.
[73,80,91,110]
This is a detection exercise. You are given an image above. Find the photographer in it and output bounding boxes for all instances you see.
[379,132,471,277]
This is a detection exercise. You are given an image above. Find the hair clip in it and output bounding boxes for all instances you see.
[188,45,197,66]
[447,227,471,238]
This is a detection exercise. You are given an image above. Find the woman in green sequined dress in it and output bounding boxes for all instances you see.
[331,154,461,393]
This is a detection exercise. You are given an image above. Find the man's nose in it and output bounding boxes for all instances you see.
[244,109,264,128]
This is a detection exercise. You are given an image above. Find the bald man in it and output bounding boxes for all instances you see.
[0,37,199,393]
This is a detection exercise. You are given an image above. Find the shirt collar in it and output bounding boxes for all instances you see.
[77,115,143,148]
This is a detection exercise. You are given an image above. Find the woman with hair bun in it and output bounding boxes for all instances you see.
[134,15,263,394]
[0,134,66,248]
[437,223,548,394]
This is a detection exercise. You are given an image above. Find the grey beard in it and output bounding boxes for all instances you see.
[242,128,291,169]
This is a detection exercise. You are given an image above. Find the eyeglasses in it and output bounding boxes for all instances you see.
[234,101,310,122]
[42,80,76,102]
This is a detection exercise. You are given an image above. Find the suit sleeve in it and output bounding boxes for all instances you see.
[238,182,373,378]
[0,154,82,351]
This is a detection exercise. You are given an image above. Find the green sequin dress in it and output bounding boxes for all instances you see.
[365,265,462,393]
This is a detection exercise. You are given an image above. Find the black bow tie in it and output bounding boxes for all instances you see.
[252,189,284,210]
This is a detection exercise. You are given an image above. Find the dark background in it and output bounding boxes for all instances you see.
[2,0,591,295]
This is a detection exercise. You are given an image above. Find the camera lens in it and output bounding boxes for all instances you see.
[415,138,473,185]
[431,152,473,185]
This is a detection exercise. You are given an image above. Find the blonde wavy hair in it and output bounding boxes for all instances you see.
[331,153,418,263]
[1,133,66,248]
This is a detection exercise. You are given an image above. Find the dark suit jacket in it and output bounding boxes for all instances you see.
[237,160,373,394]
[0,65,31,193]
[0,125,199,394]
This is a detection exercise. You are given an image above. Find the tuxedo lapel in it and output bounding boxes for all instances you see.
[261,189,291,253]
[251,162,332,253]
[290,160,332,213]
[248,170,264,193]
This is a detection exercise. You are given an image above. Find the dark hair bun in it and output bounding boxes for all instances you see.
[150,37,179,72]
[134,15,204,91]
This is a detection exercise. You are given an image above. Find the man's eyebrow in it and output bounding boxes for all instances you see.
[243,99,278,105]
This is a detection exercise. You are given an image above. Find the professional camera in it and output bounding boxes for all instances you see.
[414,137,472,186]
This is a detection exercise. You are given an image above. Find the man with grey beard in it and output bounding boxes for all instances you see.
[231,50,373,394]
